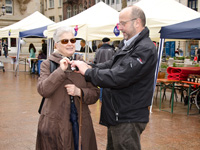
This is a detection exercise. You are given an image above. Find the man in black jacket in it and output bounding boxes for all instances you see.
[41,39,47,57]
[94,37,115,64]
[72,5,157,150]
[197,48,200,63]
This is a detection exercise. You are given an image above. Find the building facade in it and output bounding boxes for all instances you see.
[42,0,63,22]
[62,0,95,20]
[95,0,199,12]
[0,0,41,28]
[95,0,139,11]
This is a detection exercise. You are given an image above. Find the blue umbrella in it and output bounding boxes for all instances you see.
[70,95,80,150]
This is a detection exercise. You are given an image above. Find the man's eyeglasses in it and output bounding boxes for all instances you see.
[118,18,137,26]
[57,38,76,44]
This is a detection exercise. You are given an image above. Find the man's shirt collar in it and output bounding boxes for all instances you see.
[123,33,140,50]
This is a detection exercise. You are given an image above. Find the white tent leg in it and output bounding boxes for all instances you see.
[150,38,165,113]
[14,38,21,76]
[47,38,53,57]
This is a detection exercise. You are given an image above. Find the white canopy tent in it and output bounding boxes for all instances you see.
[135,0,200,41]
[0,11,54,38]
[45,2,123,41]
[45,0,200,43]
[0,11,54,76]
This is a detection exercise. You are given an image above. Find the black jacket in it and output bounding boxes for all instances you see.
[85,27,157,126]
[197,48,200,55]
[42,43,47,55]
[94,44,115,64]
[80,46,92,53]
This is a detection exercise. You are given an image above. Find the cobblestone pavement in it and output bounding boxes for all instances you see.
[0,62,200,150]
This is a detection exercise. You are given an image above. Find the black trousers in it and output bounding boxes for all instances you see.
[198,55,200,63]
[106,122,147,150]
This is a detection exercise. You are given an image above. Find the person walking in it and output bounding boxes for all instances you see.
[2,39,8,58]
[194,47,198,62]
[94,37,115,102]
[197,48,200,63]
[94,37,115,64]
[37,49,46,60]
[79,39,92,53]
[33,50,46,74]
[41,39,47,57]
[28,43,36,73]
[36,26,100,150]
[72,5,157,150]
[29,43,36,58]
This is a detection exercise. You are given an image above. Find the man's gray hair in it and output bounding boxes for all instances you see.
[53,26,75,43]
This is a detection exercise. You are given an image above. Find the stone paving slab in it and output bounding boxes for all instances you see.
[0,63,200,150]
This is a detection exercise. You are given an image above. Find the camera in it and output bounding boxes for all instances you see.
[71,66,79,71]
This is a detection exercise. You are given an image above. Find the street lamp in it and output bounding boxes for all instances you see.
[0,5,5,17]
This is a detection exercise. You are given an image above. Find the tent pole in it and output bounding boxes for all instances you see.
[85,40,89,62]
[150,38,165,113]
[47,38,52,58]
[15,38,22,77]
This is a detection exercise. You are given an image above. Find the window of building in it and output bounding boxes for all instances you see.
[188,0,198,11]
[49,16,55,21]
[67,6,71,18]
[79,4,83,13]
[89,0,91,7]
[107,0,110,5]
[73,5,78,16]
[49,0,54,8]
[112,0,115,4]
[5,0,13,14]
[59,15,62,21]
[116,0,119,4]
[59,0,62,7]
[84,1,87,10]
[11,38,16,47]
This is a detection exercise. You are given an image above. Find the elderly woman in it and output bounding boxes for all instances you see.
[36,26,100,150]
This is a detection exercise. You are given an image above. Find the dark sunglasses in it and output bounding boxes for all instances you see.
[57,38,76,44]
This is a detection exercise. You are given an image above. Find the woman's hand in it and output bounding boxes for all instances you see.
[65,84,81,97]
[60,57,70,71]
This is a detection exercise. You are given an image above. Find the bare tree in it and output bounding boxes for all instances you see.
[121,0,127,9]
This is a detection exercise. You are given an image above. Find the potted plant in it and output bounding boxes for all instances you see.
[159,63,168,78]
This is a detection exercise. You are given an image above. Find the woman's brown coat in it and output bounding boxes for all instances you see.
[36,53,100,150]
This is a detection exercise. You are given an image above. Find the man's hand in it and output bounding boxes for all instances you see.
[71,60,91,75]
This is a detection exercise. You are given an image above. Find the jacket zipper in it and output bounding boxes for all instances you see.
[110,93,119,121]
